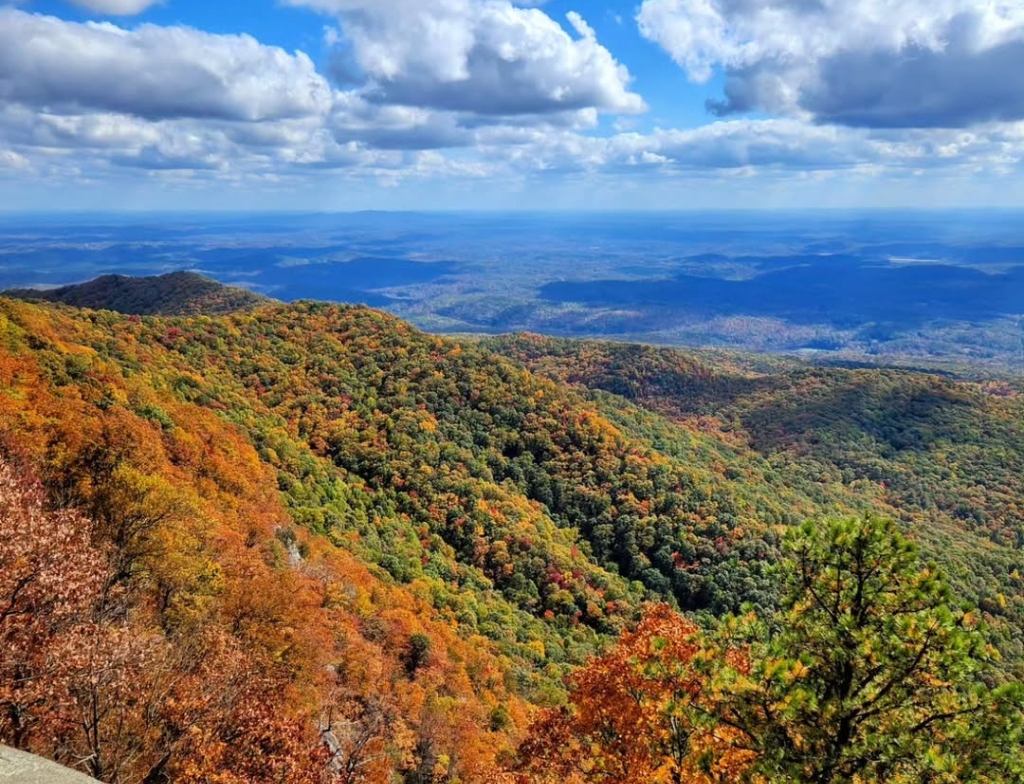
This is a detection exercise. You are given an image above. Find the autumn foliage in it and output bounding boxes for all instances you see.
[518,517,1024,784]
[0,298,535,782]
[4,291,1024,783]
[518,604,752,784]
[0,457,107,753]
[0,455,325,782]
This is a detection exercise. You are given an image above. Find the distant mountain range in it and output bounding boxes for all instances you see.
[3,213,1023,372]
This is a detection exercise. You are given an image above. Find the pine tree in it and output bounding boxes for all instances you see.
[712,515,1024,783]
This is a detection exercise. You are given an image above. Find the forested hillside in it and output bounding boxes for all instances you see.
[3,291,1024,781]
[2,272,270,316]
[486,335,1024,658]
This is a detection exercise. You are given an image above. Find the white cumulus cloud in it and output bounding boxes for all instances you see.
[0,3,1021,198]
[637,0,1024,128]
[0,8,333,122]
[285,0,646,117]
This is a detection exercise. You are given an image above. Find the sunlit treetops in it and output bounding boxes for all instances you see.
[3,289,1024,783]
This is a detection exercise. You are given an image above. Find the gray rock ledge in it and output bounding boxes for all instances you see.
[0,746,97,783]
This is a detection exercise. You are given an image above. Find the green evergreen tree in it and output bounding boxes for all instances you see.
[712,515,1024,783]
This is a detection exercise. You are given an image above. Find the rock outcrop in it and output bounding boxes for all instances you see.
[0,746,97,783]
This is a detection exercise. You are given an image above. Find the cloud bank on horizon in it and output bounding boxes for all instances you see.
[0,0,1022,209]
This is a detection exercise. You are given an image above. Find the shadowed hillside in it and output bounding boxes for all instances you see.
[2,271,271,316]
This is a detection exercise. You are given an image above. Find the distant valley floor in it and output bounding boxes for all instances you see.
[3,211,1024,374]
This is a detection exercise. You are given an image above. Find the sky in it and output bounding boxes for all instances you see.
[1,0,1024,211]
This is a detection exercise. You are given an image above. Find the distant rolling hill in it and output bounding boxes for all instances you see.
[2,271,271,316]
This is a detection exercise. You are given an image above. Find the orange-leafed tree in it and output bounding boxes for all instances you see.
[517,604,751,784]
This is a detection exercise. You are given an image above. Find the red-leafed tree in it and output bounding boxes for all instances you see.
[0,455,107,749]
[0,456,169,782]
[0,456,325,783]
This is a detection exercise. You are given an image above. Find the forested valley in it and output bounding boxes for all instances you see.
[3,281,1024,782]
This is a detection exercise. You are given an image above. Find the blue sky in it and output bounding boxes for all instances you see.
[1,0,1024,211]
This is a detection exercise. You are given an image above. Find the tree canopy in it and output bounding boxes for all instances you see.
[521,515,1024,784]
[3,292,1024,783]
